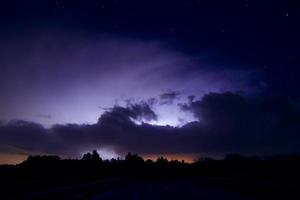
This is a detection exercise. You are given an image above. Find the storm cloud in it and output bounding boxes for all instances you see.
[1,92,300,160]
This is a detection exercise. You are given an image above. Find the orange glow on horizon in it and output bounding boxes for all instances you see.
[0,153,28,165]
[142,153,198,163]
[0,153,199,165]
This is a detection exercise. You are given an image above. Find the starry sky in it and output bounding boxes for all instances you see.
[0,0,300,163]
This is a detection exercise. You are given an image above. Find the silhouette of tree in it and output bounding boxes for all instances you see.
[25,155,60,164]
[92,150,102,162]
[125,152,144,166]
[156,156,168,165]
[145,159,154,165]
[82,152,92,161]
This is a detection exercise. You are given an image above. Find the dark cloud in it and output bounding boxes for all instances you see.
[159,91,180,105]
[98,101,157,126]
[1,92,300,158]
[180,92,300,153]
[146,97,158,107]
[0,120,50,154]
[180,92,250,125]
[126,101,158,122]
[187,95,195,103]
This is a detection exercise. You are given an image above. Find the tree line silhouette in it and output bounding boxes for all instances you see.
[1,151,300,199]
[1,151,300,182]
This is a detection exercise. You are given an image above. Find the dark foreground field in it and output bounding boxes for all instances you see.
[89,179,294,200]
[91,180,247,200]
[2,177,299,200]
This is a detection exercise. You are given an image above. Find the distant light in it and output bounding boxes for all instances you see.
[97,148,119,160]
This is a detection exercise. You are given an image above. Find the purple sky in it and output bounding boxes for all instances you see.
[0,32,256,127]
[1,0,299,164]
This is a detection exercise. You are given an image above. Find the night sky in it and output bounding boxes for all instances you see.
[0,0,300,164]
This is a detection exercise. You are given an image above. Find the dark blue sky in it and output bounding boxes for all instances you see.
[1,0,299,95]
[0,0,299,163]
